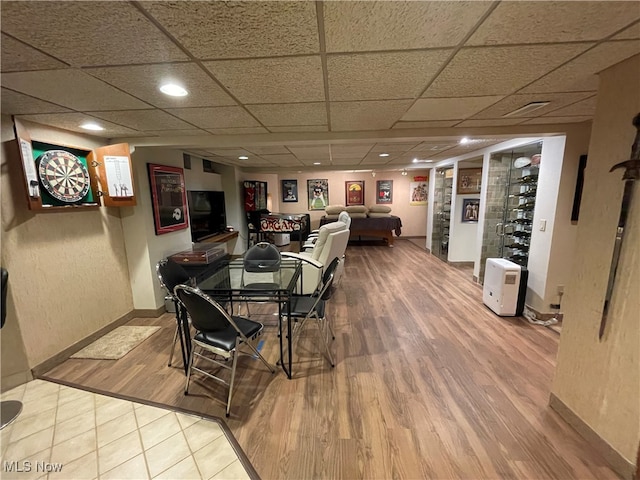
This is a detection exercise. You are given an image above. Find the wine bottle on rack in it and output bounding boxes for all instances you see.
[512,231,531,239]
[511,218,532,225]
[518,175,538,184]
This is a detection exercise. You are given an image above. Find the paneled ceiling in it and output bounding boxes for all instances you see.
[1,1,639,172]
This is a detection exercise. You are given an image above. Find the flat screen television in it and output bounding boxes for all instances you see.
[187,190,227,242]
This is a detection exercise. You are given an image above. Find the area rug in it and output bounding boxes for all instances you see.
[71,326,161,360]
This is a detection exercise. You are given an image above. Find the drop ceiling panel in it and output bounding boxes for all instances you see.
[1,70,151,111]
[246,103,326,126]
[142,1,319,59]
[370,143,420,152]
[520,40,640,94]
[402,96,504,121]
[246,146,290,155]
[165,106,260,129]
[323,1,493,52]
[410,142,458,152]
[522,116,592,125]
[331,158,363,165]
[286,145,330,159]
[269,126,328,133]
[392,121,459,129]
[89,110,193,131]
[612,22,640,40]
[1,34,67,72]
[467,2,640,45]
[544,96,597,117]
[207,148,254,158]
[472,92,596,119]
[331,100,413,131]
[16,113,139,137]
[362,156,396,164]
[330,144,374,157]
[207,127,269,135]
[1,89,71,115]
[85,64,236,108]
[0,2,188,66]
[327,50,451,101]
[424,44,592,97]
[456,118,526,128]
[144,129,208,137]
[258,154,300,165]
[203,56,324,104]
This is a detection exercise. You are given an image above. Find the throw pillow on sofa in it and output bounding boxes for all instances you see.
[368,205,392,213]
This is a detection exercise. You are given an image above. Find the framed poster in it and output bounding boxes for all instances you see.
[376,180,393,204]
[462,198,480,223]
[307,179,328,210]
[147,163,189,235]
[345,180,364,206]
[410,181,428,206]
[282,179,298,202]
[458,168,482,194]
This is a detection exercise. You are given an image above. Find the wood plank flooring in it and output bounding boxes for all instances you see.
[42,240,617,479]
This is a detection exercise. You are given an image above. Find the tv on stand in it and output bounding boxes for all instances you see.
[187,190,227,243]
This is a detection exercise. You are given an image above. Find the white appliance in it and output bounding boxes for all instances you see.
[483,258,522,316]
[272,233,290,246]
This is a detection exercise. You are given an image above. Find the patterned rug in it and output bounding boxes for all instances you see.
[70,326,161,360]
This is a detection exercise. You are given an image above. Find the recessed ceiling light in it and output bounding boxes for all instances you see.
[460,137,470,145]
[379,153,390,157]
[80,123,104,131]
[159,83,188,97]
[238,156,249,160]
[313,162,321,165]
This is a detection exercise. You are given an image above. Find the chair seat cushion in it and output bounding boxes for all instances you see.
[195,316,262,351]
[289,295,325,318]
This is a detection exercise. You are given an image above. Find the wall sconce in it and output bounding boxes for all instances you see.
[371,171,376,177]
[401,169,408,176]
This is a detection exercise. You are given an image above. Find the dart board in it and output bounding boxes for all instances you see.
[37,150,91,203]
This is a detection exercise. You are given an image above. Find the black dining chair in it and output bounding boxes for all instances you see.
[241,242,282,318]
[174,284,275,417]
[156,259,192,367]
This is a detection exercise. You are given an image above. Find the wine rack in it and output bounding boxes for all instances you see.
[504,166,538,267]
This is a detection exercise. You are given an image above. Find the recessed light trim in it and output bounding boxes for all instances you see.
[313,162,321,165]
[238,156,249,160]
[379,153,390,157]
[460,137,470,145]
[503,101,550,117]
[80,123,104,131]
[159,83,188,97]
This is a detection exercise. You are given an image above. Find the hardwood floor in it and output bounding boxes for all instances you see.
[43,239,616,479]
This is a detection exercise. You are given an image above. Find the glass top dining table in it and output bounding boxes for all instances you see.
[195,258,303,379]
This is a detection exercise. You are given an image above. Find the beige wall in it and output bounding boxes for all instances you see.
[552,54,640,470]
[242,169,430,236]
[0,117,134,370]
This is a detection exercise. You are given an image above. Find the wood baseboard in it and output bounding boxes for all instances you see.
[549,393,636,480]
[31,308,164,377]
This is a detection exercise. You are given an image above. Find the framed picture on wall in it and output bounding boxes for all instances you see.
[458,168,482,194]
[307,179,329,210]
[462,198,480,223]
[376,180,393,204]
[282,179,298,202]
[147,163,189,235]
[345,180,365,206]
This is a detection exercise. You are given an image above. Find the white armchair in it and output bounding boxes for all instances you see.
[282,220,349,294]
[303,211,351,251]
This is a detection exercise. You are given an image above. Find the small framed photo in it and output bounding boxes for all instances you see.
[458,168,482,194]
[147,163,189,235]
[282,179,298,202]
[462,198,480,223]
[345,180,365,206]
[376,180,393,204]
[308,178,329,210]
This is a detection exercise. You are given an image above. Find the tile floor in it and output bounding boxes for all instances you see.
[0,380,251,480]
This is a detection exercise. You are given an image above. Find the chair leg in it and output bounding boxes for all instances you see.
[245,339,276,373]
[317,314,334,367]
[168,324,179,367]
[226,347,240,417]
[184,346,195,395]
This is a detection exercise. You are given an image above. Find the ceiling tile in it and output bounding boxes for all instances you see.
[612,22,640,40]
[1,34,67,72]
[521,116,592,125]
[323,1,493,52]
[455,118,527,128]
[424,44,592,97]
[142,1,319,59]
[410,142,458,151]
[327,50,451,101]
[257,154,300,164]
[331,100,413,131]
[207,127,269,135]
[543,96,597,117]
[286,145,330,159]
[269,126,328,133]
[90,110,193,131]
[1,89,71,115]
[361,154,396,164]
[203,56,324,104]
[207,149,254,158]
[1,70,150,111]
[15,113,139,137]
[0,2,188,66]
[468,2,640,45]
[143,129,209,137]
[330,144,375,158]
[471,92,595,119]
[371,143,420,152]
[165,107,260,129]
[392,121,459,129]
[85,64,236,108]
[246,103,326,126]
[331,158,363,165]
[402,96,504,121]
[520,40,640,94]
[246,146,290,155]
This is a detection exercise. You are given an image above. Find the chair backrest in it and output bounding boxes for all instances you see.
[244,242,281,272]
[174,285,233,333]
[338,211,352,229]
[310,221,347,261]
[320,257,340,301]
[157,259,191,300]
[1,267,8,329]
